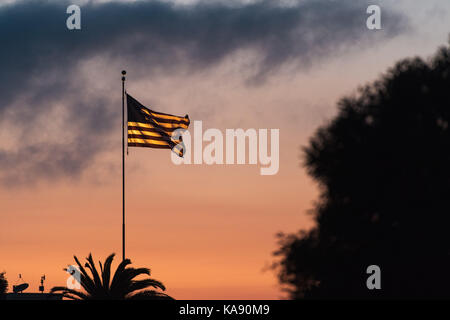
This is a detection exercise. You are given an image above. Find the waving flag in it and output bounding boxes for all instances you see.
[126,94,190,157]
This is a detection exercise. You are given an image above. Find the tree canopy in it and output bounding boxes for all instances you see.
[274,43,450,299]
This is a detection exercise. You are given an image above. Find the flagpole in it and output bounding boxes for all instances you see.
[121,70,126,261]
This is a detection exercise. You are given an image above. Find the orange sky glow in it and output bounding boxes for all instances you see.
[1,0,450,299]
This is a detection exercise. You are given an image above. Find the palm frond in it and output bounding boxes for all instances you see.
[102,253,115,290]
[110,258,132,293]
[128,290,174,300]
[125,278,165,295]
[51,286,90,300]
[63,293,83,300]
[85,253,103,289]
[73,255,96,294]
[121,267,151,283]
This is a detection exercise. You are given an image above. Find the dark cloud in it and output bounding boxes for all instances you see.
[0,0,408,185]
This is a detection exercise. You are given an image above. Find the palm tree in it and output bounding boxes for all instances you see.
[51,253,173,300]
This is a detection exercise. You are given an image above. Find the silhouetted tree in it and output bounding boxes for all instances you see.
[51,253,173,300]
[274,42,450,299]
[0,272,7,299]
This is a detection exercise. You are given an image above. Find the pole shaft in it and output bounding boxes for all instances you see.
[122,73,126,261]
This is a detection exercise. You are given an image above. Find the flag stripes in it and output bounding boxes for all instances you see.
[127,129,162,138]
[139,108,190,126]
[126,94,189,157]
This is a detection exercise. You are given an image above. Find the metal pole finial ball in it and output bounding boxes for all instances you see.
[122,76,125,81]
[121,70,126,75]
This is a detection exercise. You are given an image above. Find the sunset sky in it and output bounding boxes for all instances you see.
[1,0,450,299]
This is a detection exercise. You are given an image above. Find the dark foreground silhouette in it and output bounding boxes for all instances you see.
[0,272,7,299]
[274,42,450,299]
[51,253,173,300]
